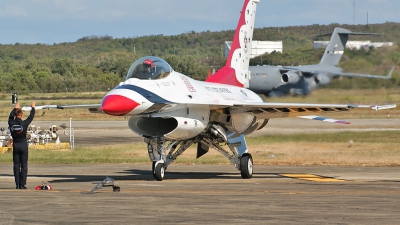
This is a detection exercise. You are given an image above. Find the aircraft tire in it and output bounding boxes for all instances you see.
[153,162,165,181]
[240,154,253,179]
[152,161,156,179]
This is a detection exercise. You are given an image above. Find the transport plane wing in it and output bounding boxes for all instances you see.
[27,0,395,181]
[297,66,395,79]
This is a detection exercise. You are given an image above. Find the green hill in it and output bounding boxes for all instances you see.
[0,22,399,93]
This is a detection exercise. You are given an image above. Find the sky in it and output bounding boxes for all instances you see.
[0,0,399,45]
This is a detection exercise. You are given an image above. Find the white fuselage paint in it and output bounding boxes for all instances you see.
[107,71,264,116]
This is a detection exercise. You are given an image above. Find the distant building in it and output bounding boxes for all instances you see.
[314,40,393,50]
[225,40,282,58]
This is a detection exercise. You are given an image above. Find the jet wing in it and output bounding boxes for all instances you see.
[22,104,102,112]
[55,104,102,109]
[232,102,396,120]
[331,66,394,79]
[25,102,396,119]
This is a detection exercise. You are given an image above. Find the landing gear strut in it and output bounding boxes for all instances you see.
[146,138,194,181]
[144,125,254,181]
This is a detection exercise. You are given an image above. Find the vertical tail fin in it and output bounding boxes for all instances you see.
[318,27,382,66]
[319,27,352,66]
[205,0,259,88]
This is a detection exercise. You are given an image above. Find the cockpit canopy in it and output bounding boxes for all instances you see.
[125,56,173,80]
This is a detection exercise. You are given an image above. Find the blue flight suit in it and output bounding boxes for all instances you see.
[8,107,35,189]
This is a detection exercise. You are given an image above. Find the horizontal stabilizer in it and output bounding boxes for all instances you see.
[344,32,383,36]
[298,115,350,124]
[316,31,383,37]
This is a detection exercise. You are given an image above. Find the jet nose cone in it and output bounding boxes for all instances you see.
[101,95,140,116]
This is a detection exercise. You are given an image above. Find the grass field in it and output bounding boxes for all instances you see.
[0,130,399,166]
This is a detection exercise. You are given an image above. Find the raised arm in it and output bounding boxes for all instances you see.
[26,101,36,123]
[8,102,20,122]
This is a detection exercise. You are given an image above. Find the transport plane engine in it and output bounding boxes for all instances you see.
[282,71,301,83]
[314,73,331,85]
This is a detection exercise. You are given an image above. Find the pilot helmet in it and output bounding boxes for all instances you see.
[143,59,154,72]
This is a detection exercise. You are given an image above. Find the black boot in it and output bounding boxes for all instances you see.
[20,185,27,189]
[16,185,20,189]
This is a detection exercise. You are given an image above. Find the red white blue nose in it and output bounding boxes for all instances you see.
[101,94,140,116]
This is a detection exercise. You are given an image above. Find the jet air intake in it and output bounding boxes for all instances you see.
[282,71,301,83]
[128,116,207,140]
[128,106,210,140]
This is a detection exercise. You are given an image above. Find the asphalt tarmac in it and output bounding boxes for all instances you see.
[0,119,399,224]
[0,164,399,224]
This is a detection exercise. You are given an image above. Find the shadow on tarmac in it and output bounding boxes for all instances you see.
[1,168,286,184]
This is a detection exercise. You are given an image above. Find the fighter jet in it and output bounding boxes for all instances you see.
[249,27,394,97]
[26,0,395,181]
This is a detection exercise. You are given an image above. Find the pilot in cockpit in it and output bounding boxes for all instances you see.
[126,56,172,80]
[143,59,155,77]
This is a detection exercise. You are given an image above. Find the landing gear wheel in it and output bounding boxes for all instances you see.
[240,154,253,179]
[152,161,156,179]
[153,162,165,181]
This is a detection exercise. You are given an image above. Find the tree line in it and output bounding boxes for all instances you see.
[0,22,399,94]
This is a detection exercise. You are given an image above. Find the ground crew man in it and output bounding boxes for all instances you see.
[8,101,35,189]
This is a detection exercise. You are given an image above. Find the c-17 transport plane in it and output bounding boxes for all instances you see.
[24,0,395,181]
[249,27,394,97]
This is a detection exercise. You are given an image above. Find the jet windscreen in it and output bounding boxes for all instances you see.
[125,56,173,80]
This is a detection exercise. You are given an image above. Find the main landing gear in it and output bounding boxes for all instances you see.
[239,153,253,179]
[152,161,165,181]
[145,125,253,181]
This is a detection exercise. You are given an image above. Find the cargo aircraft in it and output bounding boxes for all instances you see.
[26,0,395,181]
[249,27,394,97]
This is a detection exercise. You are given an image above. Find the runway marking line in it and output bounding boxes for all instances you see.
[280,174,345,182]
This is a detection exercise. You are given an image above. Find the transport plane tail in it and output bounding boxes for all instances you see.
[318,27,382,66]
